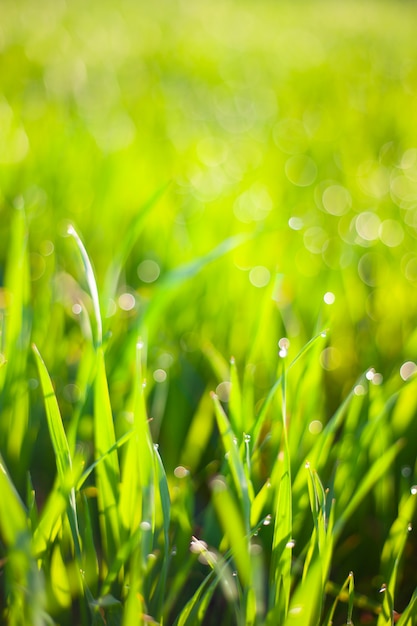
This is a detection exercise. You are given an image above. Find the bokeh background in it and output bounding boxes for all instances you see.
[2,0,417,473]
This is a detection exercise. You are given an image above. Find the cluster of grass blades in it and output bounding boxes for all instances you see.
[0,207,417,626]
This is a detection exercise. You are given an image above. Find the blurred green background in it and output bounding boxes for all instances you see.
[2,0,417,472]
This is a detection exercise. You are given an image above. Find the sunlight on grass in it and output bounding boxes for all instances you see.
[1,0,417,624]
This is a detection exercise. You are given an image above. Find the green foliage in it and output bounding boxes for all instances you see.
[1,1,417,624]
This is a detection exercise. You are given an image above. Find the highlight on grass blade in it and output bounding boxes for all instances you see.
[67,224,102,348]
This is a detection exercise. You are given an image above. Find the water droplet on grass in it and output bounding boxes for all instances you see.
[263,514,272,526]
[174,465,189,478]
[411,485,417,495]
[323,291,335,305]
[354,384,366,396]
[286,539,295,548]
[400,361,417,381]
[153,368,167,383]
[309,420,322,434]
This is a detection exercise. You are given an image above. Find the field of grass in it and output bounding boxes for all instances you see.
[2,0,417,624]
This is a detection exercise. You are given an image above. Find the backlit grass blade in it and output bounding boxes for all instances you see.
[94,346,121,565]
[174,541,238,626]
[347,570,355,625]
[211,475,251,589]
[67,224,102,348]
[212,392,251,532]
[120,340,156,617]
[32,343,81,557]
[323,572,353,626]
[150,446,171,618]
[280,559,323,626]
[269,360,292,622]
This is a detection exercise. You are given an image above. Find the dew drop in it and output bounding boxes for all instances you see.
[305,461,310,469]
[401,466,412,478]
[411,485,417,495]
[174,465,189,478]
[286,539,295,549]
[153,443,159,451]
[263,514,272,526]
[244,433,251,443]
[354,384,366,396]
[366,368,376,381]
[408,523,413,532]
[323,291,336,305]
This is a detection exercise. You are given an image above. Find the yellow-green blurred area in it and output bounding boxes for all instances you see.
[2,0,417,413]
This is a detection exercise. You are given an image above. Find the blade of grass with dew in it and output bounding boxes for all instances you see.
[323,572,353,626]
[268,359,292,623]
[150,445,171,619]
[377,491,417,626]
[67,226,121,568]
[119,340,156,617]
[174,540,238,626]
[304,464,334,593]
[347,570,355,626]
[250,330,328,450]
[210,476,252,608]
[212,392,251,534]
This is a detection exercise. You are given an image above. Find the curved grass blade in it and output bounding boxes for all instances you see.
[67,224,102,348]
[32,344,81,558]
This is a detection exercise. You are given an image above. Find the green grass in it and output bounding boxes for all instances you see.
[2,0,417,624]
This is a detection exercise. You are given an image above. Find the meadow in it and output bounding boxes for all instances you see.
[1,0,417,624]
